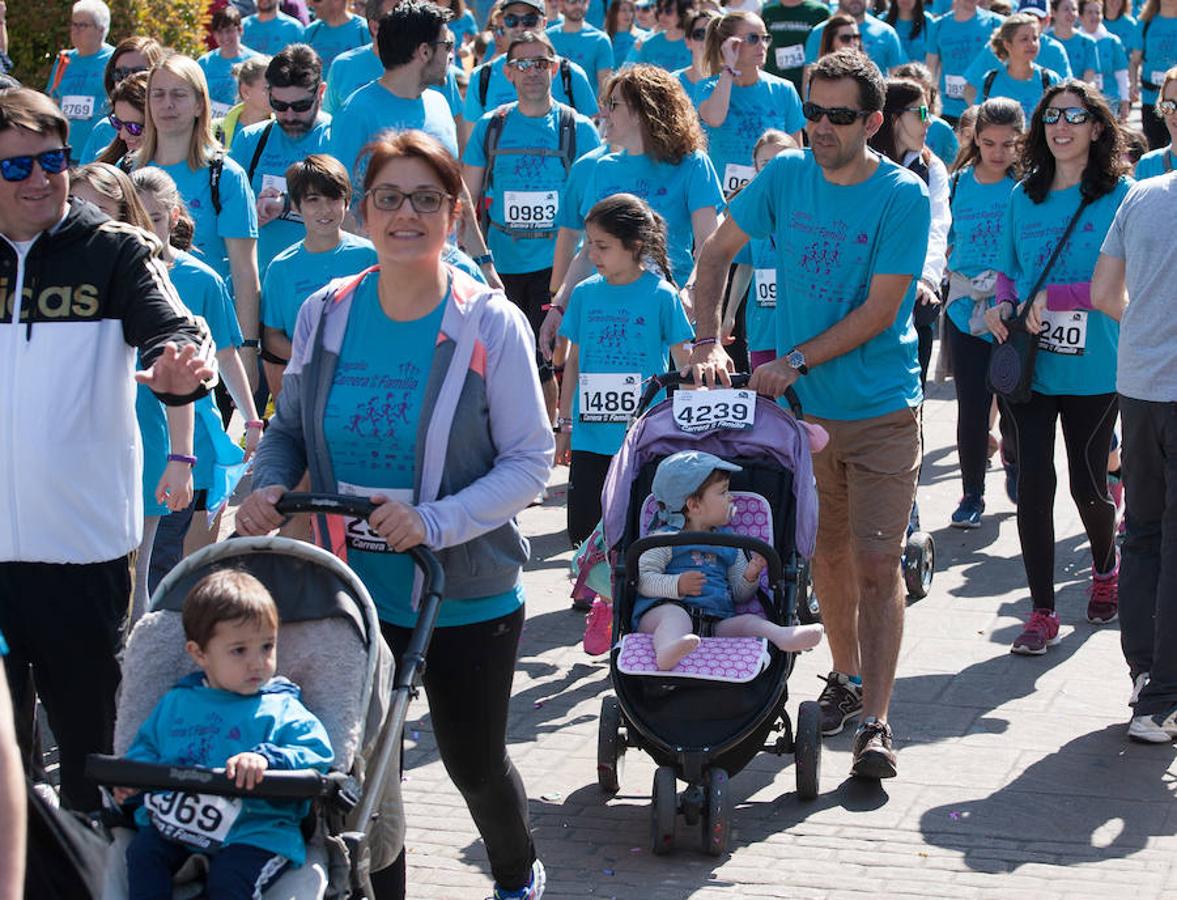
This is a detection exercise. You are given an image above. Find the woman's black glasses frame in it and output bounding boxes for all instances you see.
[801,101,870,125]
[366,187,452,213]
[0,148,72,182]
[503,12,542,27]
[1041,106,1092,125]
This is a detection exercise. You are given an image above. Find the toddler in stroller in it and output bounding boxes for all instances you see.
[635,451,824,670]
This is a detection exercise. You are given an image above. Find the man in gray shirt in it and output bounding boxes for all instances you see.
[1093,172,1177,744]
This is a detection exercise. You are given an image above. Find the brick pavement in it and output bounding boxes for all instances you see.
[391,378,1177,899]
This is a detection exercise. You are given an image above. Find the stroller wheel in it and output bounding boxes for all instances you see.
[650,766,677,855]
[903,532,935,599]
[701,767,731,857]
[597,696,626,795]
[794,701,822,801]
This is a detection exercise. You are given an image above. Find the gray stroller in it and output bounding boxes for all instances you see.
[85,493,442,899]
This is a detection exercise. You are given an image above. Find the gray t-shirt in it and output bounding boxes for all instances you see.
[1100,173,1177,402]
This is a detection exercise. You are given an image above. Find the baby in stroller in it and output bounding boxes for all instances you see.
[115,570,334,899]
[635,451,825,670]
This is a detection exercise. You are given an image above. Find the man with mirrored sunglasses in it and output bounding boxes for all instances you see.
[689,51,930,783]
[0,88,216,813]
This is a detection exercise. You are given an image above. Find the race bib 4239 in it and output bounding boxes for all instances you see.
[672,388,756,433]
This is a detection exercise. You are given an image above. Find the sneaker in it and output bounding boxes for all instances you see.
[1108,473,1123,517]
[570,594,594,612]
[950,495,985,529]
[1128,706,1177,744]
[1010,608,1061,655]
[1087,559,1119,624]
[1129,672,1150,707]
[817,671,863,736]
[850,717,897,779]
[493,859,546,899]
[583,598,613,656]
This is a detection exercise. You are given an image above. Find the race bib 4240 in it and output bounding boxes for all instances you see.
[1037,309,1088,355]
[145,791,242,850]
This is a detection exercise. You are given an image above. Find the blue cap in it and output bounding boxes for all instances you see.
[652,451,742,522]
[1017,0,1048,17]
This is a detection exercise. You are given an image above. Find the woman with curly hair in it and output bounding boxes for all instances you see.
[984,80,1131,654]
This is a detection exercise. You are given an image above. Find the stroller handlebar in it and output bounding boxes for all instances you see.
[85,755,355,805]
[636,372,802,419]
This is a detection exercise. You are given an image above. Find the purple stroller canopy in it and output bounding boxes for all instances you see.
[601,395,818,558]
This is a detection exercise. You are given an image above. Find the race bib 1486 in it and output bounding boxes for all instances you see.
[579,372,640,423]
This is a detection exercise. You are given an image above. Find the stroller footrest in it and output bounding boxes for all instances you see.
[616,633,769,682]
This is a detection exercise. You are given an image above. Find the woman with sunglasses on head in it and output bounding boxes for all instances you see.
[238,130,552,900]
[79,36,166,164]
[984,80,1132,654]
[625,0,693,70]
[696,11,804,195]
[1135,64,1177,173]
[964,13,1064,120]
[817,13,862,58]
[607,0,652,69]
[671,7,717,94]
[885,0,934,64]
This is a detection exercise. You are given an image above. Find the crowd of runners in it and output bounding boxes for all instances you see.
[0,0,1176,893]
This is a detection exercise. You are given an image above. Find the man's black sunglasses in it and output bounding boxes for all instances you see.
[802,101,871,125]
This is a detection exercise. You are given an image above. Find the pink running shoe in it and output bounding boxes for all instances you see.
[583,599,613,656]
[1011,608,1061,655]
[1087,560,1120,624]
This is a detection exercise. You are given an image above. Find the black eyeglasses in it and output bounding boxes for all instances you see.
[1041,105,1091,125]
[607,97,625,110]
[0,147,71,182]
[739,32,770,45]
[802,101,870,125]
[836,32,862,43]
[503,12,542,27]
[507,57,555,71]
[1159,99,1177,115]
[366,186,451,213]
[112,65,147,83]
[430,37,456,51]
[108,113,144,136]
[689,27,708,40]
[904,104,929,122]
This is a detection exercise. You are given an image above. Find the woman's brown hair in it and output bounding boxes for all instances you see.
[97,71,148,166]
[604,64,706,164]
[360,129,463,221]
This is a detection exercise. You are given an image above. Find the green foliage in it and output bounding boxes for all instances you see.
[10,0,210,88]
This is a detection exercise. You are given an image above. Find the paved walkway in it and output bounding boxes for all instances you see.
[389,377,1177,899]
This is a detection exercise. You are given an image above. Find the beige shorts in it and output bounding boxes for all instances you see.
[809,406,922,559]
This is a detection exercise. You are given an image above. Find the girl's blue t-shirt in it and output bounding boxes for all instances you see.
[261,233,378,340]
[1048,29,1100,78]
[891,14,934,65]
[626,31,692,71]
[728,149,929,421]
[159,156,259,283]
[926,9,1005,118]
[611,28,649,69]
[946,168,1016,341]
[804,16,905,72]
[243,12,306,55]
[448,9,479,45]
[997,177,1132,396]
[694,72,804,196]
[323,275,523,627]
[734,237,778,353]
[1134,144,1177,179]
[967,63,1063,122]
[1141,14,1177,104]
[559,270,694,455]
[137,380,170,517]
[1091,32,1129,103]
[1103,13,1141,53]
[462,103,602,274]
[927,116,960,167]
[80,116,117,164]
[304,14,371,75]
[45,44,115,154]
[198,47,261,112]
[564,148,724,286]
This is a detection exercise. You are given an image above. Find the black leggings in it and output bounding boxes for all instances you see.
[1141,105,1169,150]
[371,606,535,898]
[1003,390,1119,610]
[947,318,1016,498]
[567,449,613,547]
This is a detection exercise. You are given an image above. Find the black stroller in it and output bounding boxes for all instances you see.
[594,374,823,856]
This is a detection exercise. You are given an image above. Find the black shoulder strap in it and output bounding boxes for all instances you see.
[1041,67,1050,89]
[479,64,492,107]
[477,106,510,233]
[557,104,578,173]
[247,121,276,185]
[209,152,225,217]
[1014,196,1092,325]
[982,68,998,102]
[560,57,575,111]
[949,169,963,205]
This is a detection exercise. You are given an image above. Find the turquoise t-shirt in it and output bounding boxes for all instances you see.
[323,275,523,627]
[323,44,462,118]
[261,234,378,339]
[243,12,306,55]
[611,28,649,68]
[996,177,1131,396]
[547,23,615,80]
[695,72,804,196]
[229,115,333,278]
[964,35,1072,90]
[137,379,170,517]
[734,237,778,353]
[584,0,609,30]
[1048,29,1100,78]
[805,16,905,71]
[927,116,959,166]
[199,47,261,112]
[1091,31,1129,103]
[1140,14,1177,104]
[464,55,599,121]
[80,116,117,164]
[564,148,724,286]
[926,9,1004,118]
[1134,144,1176,179]
[729,150,929,421]
[558,270,694,455]
[891,13,935,64]
[330,81,459,194]
[562,143,611,232]
[626,31,692,71]
[967,62,1062,122]
[448,9,479,45]
[304,14,371,75]
[674,67,703,102]
[463,103,602,274]
[945,167,1016,340]
[1104,13,1141,54]
[159,156,259,283]
[45,44,114,154]
[169,249,246,492]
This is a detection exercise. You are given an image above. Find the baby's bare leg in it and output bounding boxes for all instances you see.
[714,615,824,652]
[638,604,700,670]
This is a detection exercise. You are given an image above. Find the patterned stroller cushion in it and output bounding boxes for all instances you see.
[626,491,774,681]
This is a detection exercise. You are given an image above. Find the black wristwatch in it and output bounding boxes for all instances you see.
[785,347,808,375]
